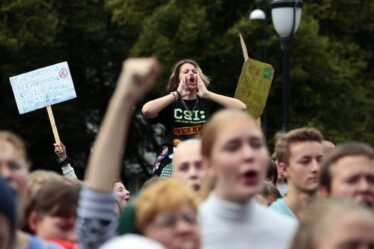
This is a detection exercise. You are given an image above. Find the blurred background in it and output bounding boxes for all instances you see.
[0,0,373,192]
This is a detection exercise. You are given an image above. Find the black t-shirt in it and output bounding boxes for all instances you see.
[151,97,221,146]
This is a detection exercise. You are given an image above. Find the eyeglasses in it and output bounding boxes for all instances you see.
[150,212,198,228]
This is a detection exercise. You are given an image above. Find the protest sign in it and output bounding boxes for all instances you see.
[10,62,76,114]
[9,62,77,143]
[234,34,274,119]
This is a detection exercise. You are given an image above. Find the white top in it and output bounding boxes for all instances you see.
[199,194,298,249]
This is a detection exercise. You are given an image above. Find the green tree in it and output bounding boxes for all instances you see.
[106,0,374,149]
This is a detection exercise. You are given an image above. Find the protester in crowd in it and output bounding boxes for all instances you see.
[199,109,297,249]
[142,59,246,177]
[172,139,206,192]
[26,170,66,200]
[270,128,324,219]
[322,139,335,156]
[0,131,62,249]
[265,157,278,185]
[271,131,288,196]
[24,181,79,249]
[77,57,161,249]
[116,179,201,249]
[55,141,130,209]
[54,142,77,179]
[259,181,282,206]
[113,179,131,209]
[0,177,17,249]
[320,142,374,211]
[290,198,374,249]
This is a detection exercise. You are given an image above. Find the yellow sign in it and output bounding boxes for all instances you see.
[235,34,274,119]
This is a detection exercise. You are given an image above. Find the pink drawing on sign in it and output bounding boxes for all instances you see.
[59,68,68,79]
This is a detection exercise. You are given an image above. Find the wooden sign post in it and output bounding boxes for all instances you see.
[46,106,61,144]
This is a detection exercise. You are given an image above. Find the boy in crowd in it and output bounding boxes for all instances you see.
[270,128,324,219]
[320,142,374,211]
[172,139,205,192]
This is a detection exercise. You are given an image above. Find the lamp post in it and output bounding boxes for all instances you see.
[270,0,303,131]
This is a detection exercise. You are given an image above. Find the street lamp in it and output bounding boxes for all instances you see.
[250,9,266,21]
[270,0,303,131]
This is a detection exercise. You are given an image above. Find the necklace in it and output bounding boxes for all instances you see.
[180,97,199,118]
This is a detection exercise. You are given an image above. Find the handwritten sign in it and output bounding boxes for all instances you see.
[235,34,274,119]
[9,62,76,114]
[235,59,274,119]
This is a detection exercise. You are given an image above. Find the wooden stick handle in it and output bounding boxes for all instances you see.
[239,33,249,61]
[46,106,61,144]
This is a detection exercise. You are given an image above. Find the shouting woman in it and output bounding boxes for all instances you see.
[142,59,246,176]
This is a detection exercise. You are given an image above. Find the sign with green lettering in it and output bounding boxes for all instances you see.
[235,34,274,119]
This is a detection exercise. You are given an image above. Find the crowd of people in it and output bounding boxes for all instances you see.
[1,57,374,249]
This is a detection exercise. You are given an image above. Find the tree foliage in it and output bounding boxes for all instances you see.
[0,0,373,187]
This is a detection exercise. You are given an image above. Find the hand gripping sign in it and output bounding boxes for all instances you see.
[234,34,274,119]
[9,62,77,143]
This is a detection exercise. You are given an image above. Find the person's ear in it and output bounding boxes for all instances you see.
[279,162,288,178]
[28,210,40,233]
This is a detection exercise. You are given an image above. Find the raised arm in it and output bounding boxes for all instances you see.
[141,93,176,118]
[85,58,160,192]
[142,77,192,118]
[77,58,159,249]
[197,75,246,111]
[54,142,78,179]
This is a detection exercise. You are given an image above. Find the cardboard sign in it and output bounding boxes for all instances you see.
[9,62,76,114]
[235,34,274,119]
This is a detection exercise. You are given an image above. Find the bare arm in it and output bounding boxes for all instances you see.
[142,77,192,118]
[85,58,159,192]
[204,91,247,110]
[197,75,246,110]
[142,93,176,118]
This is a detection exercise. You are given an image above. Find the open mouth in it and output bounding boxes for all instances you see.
[242,170,258,185]
[124,194,130,201]
[188,76,196,84]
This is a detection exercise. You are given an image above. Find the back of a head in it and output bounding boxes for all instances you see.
[320,142,374,191]
[261,181,282,199]
[100,234,166,249]
[0,177,17,249]
[275,127,323,164]
[291,198,374,249]
[322,140,335,155]
[266,158,278,185]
